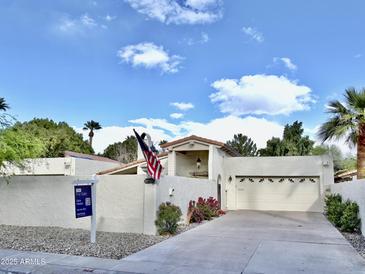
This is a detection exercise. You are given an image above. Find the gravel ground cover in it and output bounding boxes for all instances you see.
[176,221,204,234]
[0,222,203,260]
[342,232,365,259]
[0,225,167,259]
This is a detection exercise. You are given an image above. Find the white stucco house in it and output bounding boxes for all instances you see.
[0,134,334,235]
[99,135,334,213]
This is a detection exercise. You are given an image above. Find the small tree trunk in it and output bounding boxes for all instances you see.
[357,123,365,179]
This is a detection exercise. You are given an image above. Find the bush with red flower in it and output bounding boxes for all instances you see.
[187,196,225,223]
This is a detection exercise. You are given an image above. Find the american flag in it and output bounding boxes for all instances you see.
[133,129,163,180]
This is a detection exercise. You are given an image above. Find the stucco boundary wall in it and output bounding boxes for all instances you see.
[0,175,157,235]
[330,180,365,235]
[157,176,217,222]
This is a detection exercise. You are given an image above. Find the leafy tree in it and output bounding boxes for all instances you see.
[83,120,102,147]
[259,121,314,156]
[259,137,283,156]
[0,128,45,169]
[0,99,44,172]
[226,134,258,156]
[311,145,343,171]
[12,118,93,157]
[311,145,329,155]
[103,136,137,163]
[341,157,356,171]
[318,87,365,178]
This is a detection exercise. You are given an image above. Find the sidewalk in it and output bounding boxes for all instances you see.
[0,248,130,274]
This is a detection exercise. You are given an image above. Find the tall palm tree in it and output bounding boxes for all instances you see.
[0,98,9,111]
[318,87,365,178]
[83,120,102,148]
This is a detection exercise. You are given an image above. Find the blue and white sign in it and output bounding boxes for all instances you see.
[74,185,92,218]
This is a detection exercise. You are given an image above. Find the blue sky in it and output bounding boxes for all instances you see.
[1,0,364,153]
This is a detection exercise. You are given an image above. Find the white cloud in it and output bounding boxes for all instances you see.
[273,57,297,71]
[178,116,283,148]
[125,0,222,25]
[184,32,209,45]
[80,115,283,154]
[354,53,363,59]
[80,14,97,27]
[129,118,183,136]
[170,102,194,111]
[186,0,218,9]
[104,14,117,21]
[118,42,183,74]
[242,26,264,43]
[84,116,355,157]
[201,32,209,43]
[58,19,77,32]
[170,113,184,119]
[57,14,100,34]
[210,74,314,116]
[77,126,172,154]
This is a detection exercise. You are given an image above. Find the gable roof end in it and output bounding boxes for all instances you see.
[160,135,241,157]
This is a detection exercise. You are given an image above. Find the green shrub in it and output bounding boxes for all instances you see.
[325,194,345,227]
[340,201,361,233]
[155,202,182,235]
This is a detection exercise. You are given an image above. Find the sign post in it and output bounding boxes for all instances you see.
[73,175,98,243]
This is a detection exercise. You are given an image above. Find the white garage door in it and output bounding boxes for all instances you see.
[235,176,322,212]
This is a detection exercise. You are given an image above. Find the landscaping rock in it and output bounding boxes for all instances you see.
[0,225,167,259]
[342,232,365,258]
[175,221,206,234]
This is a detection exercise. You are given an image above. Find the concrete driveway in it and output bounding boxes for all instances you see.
[115,210,365,274]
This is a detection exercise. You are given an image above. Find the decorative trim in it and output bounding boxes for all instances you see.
[236,176,318,184]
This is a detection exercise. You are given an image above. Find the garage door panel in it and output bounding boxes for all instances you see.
[235,177,322,212]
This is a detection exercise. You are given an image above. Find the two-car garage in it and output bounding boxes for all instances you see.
[234,176,322,212]
[223,156,334,213]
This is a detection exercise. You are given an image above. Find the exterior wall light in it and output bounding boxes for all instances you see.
[168,187,175,197]
[196,158,201,169]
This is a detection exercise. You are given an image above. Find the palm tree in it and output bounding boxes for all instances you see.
[0,98,9,111]
[318,87,365,178]
[83,120,102,148]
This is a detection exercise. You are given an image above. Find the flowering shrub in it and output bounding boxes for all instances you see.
[188,200,205,223]
[187,197,225,223]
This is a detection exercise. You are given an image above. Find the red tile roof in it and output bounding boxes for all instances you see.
[97,152,168,175]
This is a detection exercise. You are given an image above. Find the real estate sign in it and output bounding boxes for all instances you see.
[74,185,92,218]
